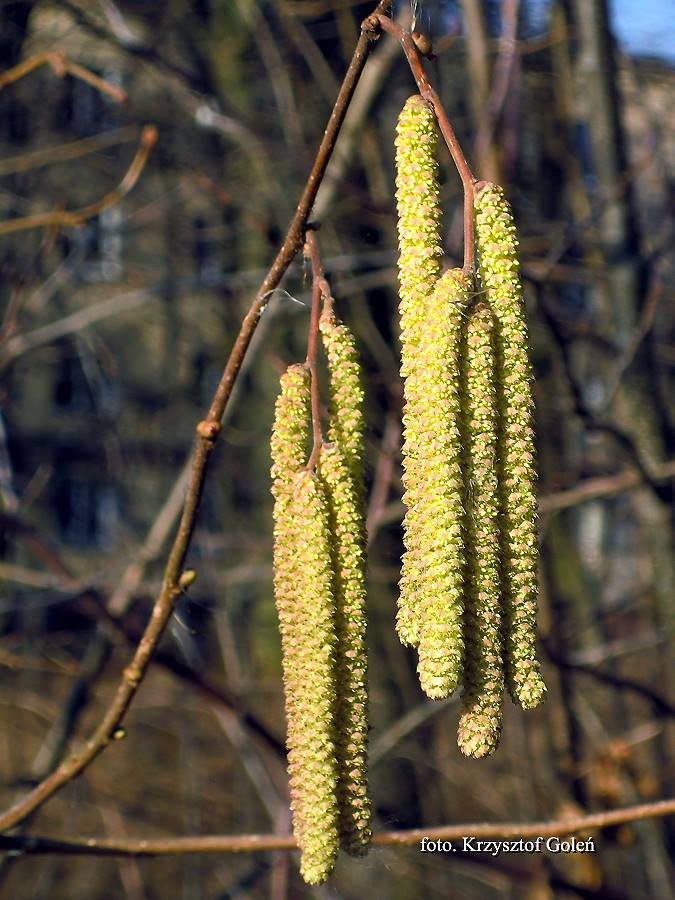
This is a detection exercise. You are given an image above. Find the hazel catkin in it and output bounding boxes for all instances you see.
[473,182,546,710]
[395,94,443,647]
[401,268,471,699]
[270,364,311,500]
[457,301,504,757]
[270,370,339,884]
[319,443,371,856]
[319,309,371,855]
[319,305,365,487]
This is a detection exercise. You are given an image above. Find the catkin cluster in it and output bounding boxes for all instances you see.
[270,310,370,884]
[395,95,545,757]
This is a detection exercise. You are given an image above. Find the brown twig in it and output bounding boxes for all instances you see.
[366,409,401,543]
[303,228,327,470]
[375,14,476,273]
[472,0,520,175]
[602,262,664,408]
[0,127,138,177]
[0,0,391,834]
[0,511,285,758]
[541,640,675,717]
[0,51,127,104]
[0,286,158,369]
[0,126,157,237]
[0,797,672,857]
[539,459,675,515]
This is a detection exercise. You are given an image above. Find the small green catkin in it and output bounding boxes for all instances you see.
[319,443,371,856]
[270,364,311,501]
[270,371,339,885]
[319,305,365,486]
[403,268,471,699]
[395,94,443,647]
[473,183,546,710]
[458,301,504,758]
[270,365,311,651]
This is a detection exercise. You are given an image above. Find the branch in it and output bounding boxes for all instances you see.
[0,798,672,857]
[0,126,157,237]
[0,0,392,834]
[539,459,675,514]
[0,51,126,103]
[472,0,519,176]
[0,511,285,759]
[0,126,138,177]
[541,640,675,717]
[0,286,158,369]
[375,15,476,273]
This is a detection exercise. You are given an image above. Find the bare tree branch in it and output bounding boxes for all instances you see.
[0,126,157,237]
[0,798,672,857]
[0,50,127,103]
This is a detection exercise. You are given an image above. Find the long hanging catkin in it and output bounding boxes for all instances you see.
[394,94,444,648]
[319,307,371,856]
[458,301,504,757]
[403,268,471,699]
[270,367,339,885]
[473,183,546,710]
[319,444,370,855]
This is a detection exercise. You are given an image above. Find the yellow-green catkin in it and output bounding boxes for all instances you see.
[395,94,443,647]
[270,370,339,884]
[270,364,311,500]
[403,268,471,699]
[318,309,371,855]
[319,306,365,486]
[474,183,546,710]
[458,301,504,757]
[319,444,371,856]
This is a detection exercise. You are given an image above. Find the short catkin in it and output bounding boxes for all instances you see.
[270,364,311,501]
[270,368,339,884]
[458,301,504,757]
[394,94,444,648]
[403,268,471,699]
[318,307,371,856]
[319,305,365,485]
[473,183,546,710]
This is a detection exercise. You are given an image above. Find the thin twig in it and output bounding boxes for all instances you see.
[0,51,127,103]
[541,641,675,717]
[0,287,158,369]
[539,459,675,514]
[0,798,672,857]
[366,410,401,543]
[472,0,520,174]
[107,460,193,617]
[0,0,392,834]
[0,511,285,759]
[375,15,476,273]
[0,127,138,177]
[602,262,664,408]
[303,228,326,470]
[0,127,157,237]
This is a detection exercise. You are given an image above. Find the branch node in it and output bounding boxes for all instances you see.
[178,569,197,590]
[141,124,159,148]
[196,420,221,441]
